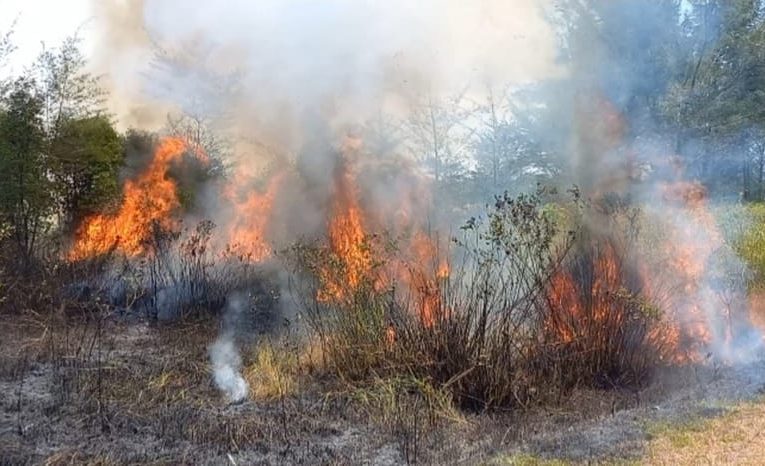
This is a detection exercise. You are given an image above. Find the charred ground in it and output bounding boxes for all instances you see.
[3,310,765,465]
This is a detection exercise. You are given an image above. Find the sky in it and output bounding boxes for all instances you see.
[2,0,94,75]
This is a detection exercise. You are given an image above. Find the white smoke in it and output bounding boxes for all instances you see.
[209,336,248,403]
[88,1,764,364]
[209,295,250,403]
[92,0,560,135]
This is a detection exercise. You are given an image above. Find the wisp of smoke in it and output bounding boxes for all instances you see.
[209,336,248,403]
[209,295,251,403]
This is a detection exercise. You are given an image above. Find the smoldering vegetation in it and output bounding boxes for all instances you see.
[4,0,765,464]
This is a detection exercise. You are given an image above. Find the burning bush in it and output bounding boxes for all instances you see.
[291,187,564,409]
[290,187,703,411]
[395,188,575,410]
[541,237,669,389]
[289,234,393,380]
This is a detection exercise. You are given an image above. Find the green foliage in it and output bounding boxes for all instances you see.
[0,31,125,265]
[735,202,765,288]
[51,116,123,228]
[0,77,52,266]
[662,1,765,136]
[34,35,106,131]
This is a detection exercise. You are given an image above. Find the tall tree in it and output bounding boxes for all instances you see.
[34,35,107,137]
[0,78,51,268]
[471,87,561,198]
[661,0,765,193]
[0,22,16,96]
[405,94,472,189]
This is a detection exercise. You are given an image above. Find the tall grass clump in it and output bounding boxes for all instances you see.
[291,187,676,412]
[733,202,765,289]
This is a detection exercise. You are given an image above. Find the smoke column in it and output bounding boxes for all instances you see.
[84,1,765,363]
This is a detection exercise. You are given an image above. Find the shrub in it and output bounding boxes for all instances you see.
[540,236,666,389]
[291,187,674,412]
[733,202,765,289]
[292,187,565,410]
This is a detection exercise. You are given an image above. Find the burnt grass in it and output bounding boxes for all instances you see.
[2,313,765,465]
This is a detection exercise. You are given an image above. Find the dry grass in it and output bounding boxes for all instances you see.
[492,454,570,466]
[491,397,765,466]
[290,190,672,414]
[41,451,122,466]
[349,376,465,429]
[643,398,765,465]
[244,339,299,400]
[240,335,329,401]
[7,305,765,464]
[290,188,574,411]
[3,315,375,463]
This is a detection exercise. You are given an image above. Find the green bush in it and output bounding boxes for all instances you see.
[732,203,765,289]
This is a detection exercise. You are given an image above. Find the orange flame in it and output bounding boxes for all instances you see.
[546,242,623,342]
[544,180,726,363]
[659,179,718,351]
[317,158,373,302]
[400,231,449,326]
[220,172,284,262]
[68,137,204,260]
[544,90,752,363]
[316,139,449,328]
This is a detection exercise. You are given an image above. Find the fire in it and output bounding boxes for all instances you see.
[220,171,284,262]
[547,268,583,343]
[68,137,204,260]
[316,138,449,328]
[317,158,373,302]
[544,177,736,362]
[400,231,449,326]
[541,89,759,364]
[546,242,630,343]
[659,179,720,351]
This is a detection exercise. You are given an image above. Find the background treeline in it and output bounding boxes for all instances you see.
[3,0,765,272]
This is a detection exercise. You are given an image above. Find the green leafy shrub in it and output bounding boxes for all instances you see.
[734,203,765,289]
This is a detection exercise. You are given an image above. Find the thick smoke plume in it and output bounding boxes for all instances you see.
[92,0,560,134]
[86,0,564,266]
[78,0,765,371]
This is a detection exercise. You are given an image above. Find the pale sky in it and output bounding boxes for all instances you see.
[2,0,94,75]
